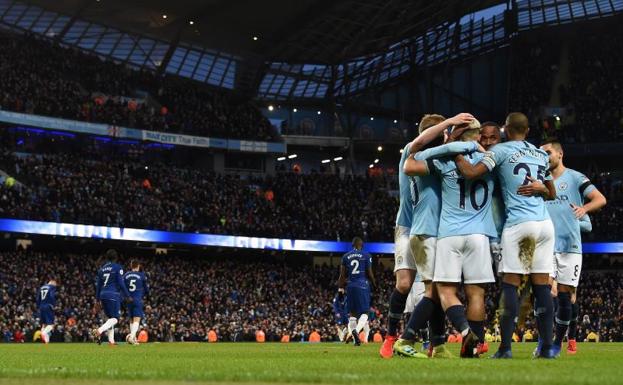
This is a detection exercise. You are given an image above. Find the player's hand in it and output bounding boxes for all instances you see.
[337,288,345,294]
[570,204,587,219]
[517,177,547,196]
[125,297,134,304]
[446,113,474,127]
[476,143,486,153]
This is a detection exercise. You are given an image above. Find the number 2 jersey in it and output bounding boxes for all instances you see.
[123,271,149,302]
[429,152,497,239]
[481,140,552,227]
[341,249,372,289]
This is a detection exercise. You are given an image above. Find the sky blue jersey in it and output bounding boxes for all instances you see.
[396,143,414,228]
[429,152,497,239]
[545,168,596,253]
[482,141,552,227]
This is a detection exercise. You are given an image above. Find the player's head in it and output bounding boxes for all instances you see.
[48,278,58,286]
[479,121,502,150]
[540,138,564,170]
[105,249,118,261]
[504,112,530,139]
[453,118,481,142]
[130,259,141,271]
[418,114,445,149]
[351,237,364,250]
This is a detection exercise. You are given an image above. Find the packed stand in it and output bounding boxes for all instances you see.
[0,32,278,141]
[1,251,622,344]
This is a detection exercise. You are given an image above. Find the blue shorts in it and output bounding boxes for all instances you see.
[101,298,120,318]
[127,300,144,318]
[346,286,370,316]
[335,313,349,325]
[40,305,54,325]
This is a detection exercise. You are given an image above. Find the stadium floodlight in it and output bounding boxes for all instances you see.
[321,159,331,164]
[333,157,343,161]
[293,108,297,112]
[377,146,383,152]
[393,119,398,123]
[370,117,374,121]
[162,14,167,19]
[189,21,194,25]
[374,159,379,164]
[268,105,274,111]
[399,149,404,154]
[277,157,286,161]
[288,154,297,159]
[317,111,321,115]
[369,164,374,168]
[253,36,259,41]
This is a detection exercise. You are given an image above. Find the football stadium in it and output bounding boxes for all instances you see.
[1,0,622,384]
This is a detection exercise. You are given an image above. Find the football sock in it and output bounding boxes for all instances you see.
[387,290,408,336]
[430,302,447,346]
[445,305,470,336]
[98,318,118,335]
[568,302,579,340]
[468,320,485,342]
[533,284,554,352]
[500,283,518,351]
[554,292,572,346]
[402,297,434,341]
[356,313,368,333]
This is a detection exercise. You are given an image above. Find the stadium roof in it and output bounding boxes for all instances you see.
[20,0,503,64]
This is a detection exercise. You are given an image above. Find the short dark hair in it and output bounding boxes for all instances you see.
[352,237,363,248]
[541,138,563,151]
[105,249,118,260]
[505,112,529,135]
[480,121,501,130]
[130,260,141,270]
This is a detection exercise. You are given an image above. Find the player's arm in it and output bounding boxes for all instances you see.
[337,265,347,289]
[117,268,132,299]
[403,155,429,176]
[579,214,592,232]
[454,154,490,179]
[572,188,607,219]
[517,177,556,200]
[366,265,378,291]
[415,141,480,161]
[407,113,474,154]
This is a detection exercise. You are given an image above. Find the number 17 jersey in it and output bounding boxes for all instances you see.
[482,141,552,227]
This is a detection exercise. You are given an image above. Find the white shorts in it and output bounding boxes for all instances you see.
[404,281,425,313]
[394,226,416,272]
[500,220,555,275]
[409,235,437,281]
[550,252,582,287]
[433,234,495,284]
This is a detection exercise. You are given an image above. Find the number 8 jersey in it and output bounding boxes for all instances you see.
[429,152,496,239]
[481,141,552,227]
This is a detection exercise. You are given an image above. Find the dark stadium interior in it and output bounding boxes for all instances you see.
[0,0,622,354]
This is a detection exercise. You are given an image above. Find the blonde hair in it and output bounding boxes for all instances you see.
[459,118,482,140]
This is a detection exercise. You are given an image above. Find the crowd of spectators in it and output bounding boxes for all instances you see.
[0,32,277,141]
[1,250,621,344]
[0,147,395,241]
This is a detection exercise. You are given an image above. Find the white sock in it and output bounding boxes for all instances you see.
[348,317,357,334]
[108,328,115,344]
[43,325,53,342]
[356,313,369,333]
[97,318,118,335]
[363,322,370,342]
[41,327,49,343]
[130,322,139,339]
[338,328,345,342]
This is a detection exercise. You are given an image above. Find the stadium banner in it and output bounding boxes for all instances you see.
[0,218,621,254]
[0,111,286,153]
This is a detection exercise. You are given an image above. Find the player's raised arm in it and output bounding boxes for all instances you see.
[454,154,490,179]
[408,113,474,154]
[403,156,429,176]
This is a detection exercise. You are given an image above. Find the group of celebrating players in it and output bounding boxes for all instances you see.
[338,112,606,359]
[37,250,149,346]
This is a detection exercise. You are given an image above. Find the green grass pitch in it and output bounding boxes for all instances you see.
[0,342,620,385]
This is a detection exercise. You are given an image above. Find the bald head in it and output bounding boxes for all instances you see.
[505,112,530,138]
